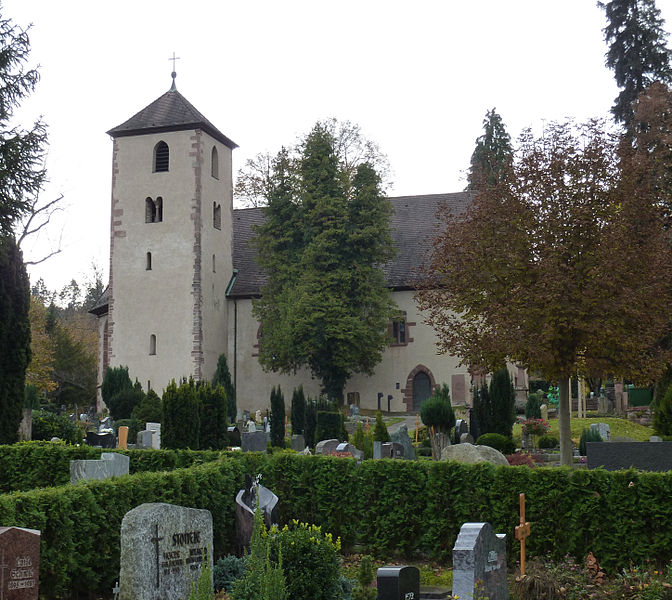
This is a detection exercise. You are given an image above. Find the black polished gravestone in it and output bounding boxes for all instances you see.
[377,565,420,600]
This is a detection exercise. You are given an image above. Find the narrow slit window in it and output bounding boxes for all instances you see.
[156,197,163,222]
[146,252,152,270]
[149,334,157,355]
[212,254,216,273]
[211,146,219,179]
[154,141,169,172]
[213,202,221,230]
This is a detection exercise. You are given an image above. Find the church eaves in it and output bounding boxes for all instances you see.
[106,87,237,149]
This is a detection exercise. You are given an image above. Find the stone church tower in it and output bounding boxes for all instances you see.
[104,74,237,393]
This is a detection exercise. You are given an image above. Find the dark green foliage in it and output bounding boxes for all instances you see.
[24,383,39,409]
[525,390,543,419]
[372,410,390,442]
[351,423,373,459]
[199,383,227,450]
[420,384,455,434]
[101,366,133,414]
[131,388,162,425]
[162,379,200,449]
[538,435,559,449]
[653,377,672,435]
[212,353,236,423]
[106,382,144,421]
[270,386,286,448]
[466,108,513,190]
[316,411,343,442]
[214,555,246,592]
[579,428,604,455]
[269,522,341,600]
[290,386,305,435]
[252,124,396,404]
[304,397,317,448]
[489,367,516,438]
[0,15,46,234]
[0,235,30,443]
[599,0,672,125]
[30,411,82,445]
[353,555,376,600]
[471,382,490,441]
[476,433,516,455]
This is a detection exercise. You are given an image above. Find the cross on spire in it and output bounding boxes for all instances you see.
[169,52,180,90]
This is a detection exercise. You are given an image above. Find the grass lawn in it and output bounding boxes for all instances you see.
[513,415,654,446]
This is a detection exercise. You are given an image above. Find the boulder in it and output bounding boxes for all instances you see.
[440,442,508,466]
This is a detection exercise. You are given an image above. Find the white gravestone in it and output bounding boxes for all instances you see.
[70,452,129,483]
[146,423,161,449]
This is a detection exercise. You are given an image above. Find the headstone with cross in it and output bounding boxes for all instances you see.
[515,493,531,576]
[0,527,41,600]
[119,503,212,600]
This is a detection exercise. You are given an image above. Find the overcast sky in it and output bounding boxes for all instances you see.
[4,0,671,292]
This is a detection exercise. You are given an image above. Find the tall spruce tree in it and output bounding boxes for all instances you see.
[212,353,236,423]
[253,123,395,403]
[466,108,513,190]
[270,386,285,448]
[0,235,30,443]
[290,386,306,435]
[489,367,516,439]
[599,0,672,125]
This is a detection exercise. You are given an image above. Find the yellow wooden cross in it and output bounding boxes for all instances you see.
[515,493,531,576]
[415,414,420,444]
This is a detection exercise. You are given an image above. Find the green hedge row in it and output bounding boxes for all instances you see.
[0,442,226,492]
[2,452,672,598]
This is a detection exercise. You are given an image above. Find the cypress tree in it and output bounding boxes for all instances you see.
[270,385,286,448]
[199,382,227,449]
[212,353,236,423]
[473,382,493,438]
[304,397,317,449]
[0,235,30,443]
[489,367,516,439]
[162,379,200,449]
[290,385,306,435]
[465,108,513,190]
[599,0,672,125]
[372,410,390,443]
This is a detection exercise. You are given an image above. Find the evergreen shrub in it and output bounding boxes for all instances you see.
[131,389,162,425]
[162,379,200,449]
[270,386,286,448]
[114,418,142,443]
[372,411,390,442]
[290,386,306,435]
[199,383,227,450]
[214,555,246,592]
[316,411,343,442]
[31,410,82,445]
[525,391,543,419]
[579,428,603,456]
[538,435,559,449]
[476,433,515,454]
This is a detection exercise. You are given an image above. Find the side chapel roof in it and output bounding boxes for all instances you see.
[227,192,472,297]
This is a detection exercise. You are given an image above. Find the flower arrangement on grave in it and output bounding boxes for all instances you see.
[521,418,551,437]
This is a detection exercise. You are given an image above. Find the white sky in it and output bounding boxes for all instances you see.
[4,0,672,292]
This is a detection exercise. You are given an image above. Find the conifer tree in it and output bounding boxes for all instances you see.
[162,379,200,449]
[212,353,236,423]
[489,366,516,439]
[253,124,395,404]
[372,410,390,443]
[270,386,285,448]
[599,0,672,125]
[290,385,306,435]
[199,382,227,450]
[466,108,513,190]
[0,235,30,443]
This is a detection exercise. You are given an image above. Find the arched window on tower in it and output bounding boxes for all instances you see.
[149,334,157,355]
[213,202,221,230]
[146,252,152,270]
[211,146,219,179]
[145,197,163,223]
[156,197,163,222]
[154,141,169,172]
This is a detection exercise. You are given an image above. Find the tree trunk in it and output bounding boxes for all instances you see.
[558,377,572,467]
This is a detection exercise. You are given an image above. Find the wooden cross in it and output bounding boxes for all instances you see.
[515,493,531,576]
[365,416,370,432]
[415,414,420,444]
[151,523,164,589]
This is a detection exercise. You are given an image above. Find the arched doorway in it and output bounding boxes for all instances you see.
[412,371,432,411]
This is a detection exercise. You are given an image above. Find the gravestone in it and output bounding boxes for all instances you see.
[377,565,419,600]
[118,426,129,449]
[146,423,161,449]
[241,430,267,452]
[137,430,153,449]
[315,438,341,455]
[334,442,364,461]
[86,431,116,448]
[381,442,404,459]
[590,422,611,441]
[227,426,241,447]
[390,424,416,460]
[650,435,663,442]
[598,395,609,414]
[291,434,305,451]
[70,452,130,483]
[119,503,213,600]
[540,404,548,421]
[453,522,508,600]
[373,441,382,460]
[587,441,672,471]
[454,419,469,444]
[235,475,279,555]
[0,527,40,599]
[460,432,475,444]
[349,404,360,417]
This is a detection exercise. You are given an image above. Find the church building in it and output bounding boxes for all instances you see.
[90,77,528,414]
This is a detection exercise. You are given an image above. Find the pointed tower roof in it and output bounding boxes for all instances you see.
[107,80,237,149]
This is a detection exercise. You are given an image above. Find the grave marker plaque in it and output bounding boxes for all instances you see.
[119,503,213,600]
[377,565,419,600]
[453,522,508,600]
[0,527,40,600]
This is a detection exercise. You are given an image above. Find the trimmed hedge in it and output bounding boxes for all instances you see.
[0,442,226,493]
[2,452,672,598]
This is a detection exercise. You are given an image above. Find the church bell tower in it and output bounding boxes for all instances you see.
[105,72,237,394]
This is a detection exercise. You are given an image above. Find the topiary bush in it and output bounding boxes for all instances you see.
[476,432,515,455]
[269,521,342,600]
[579,427,603,456]
[538,435,559,449]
